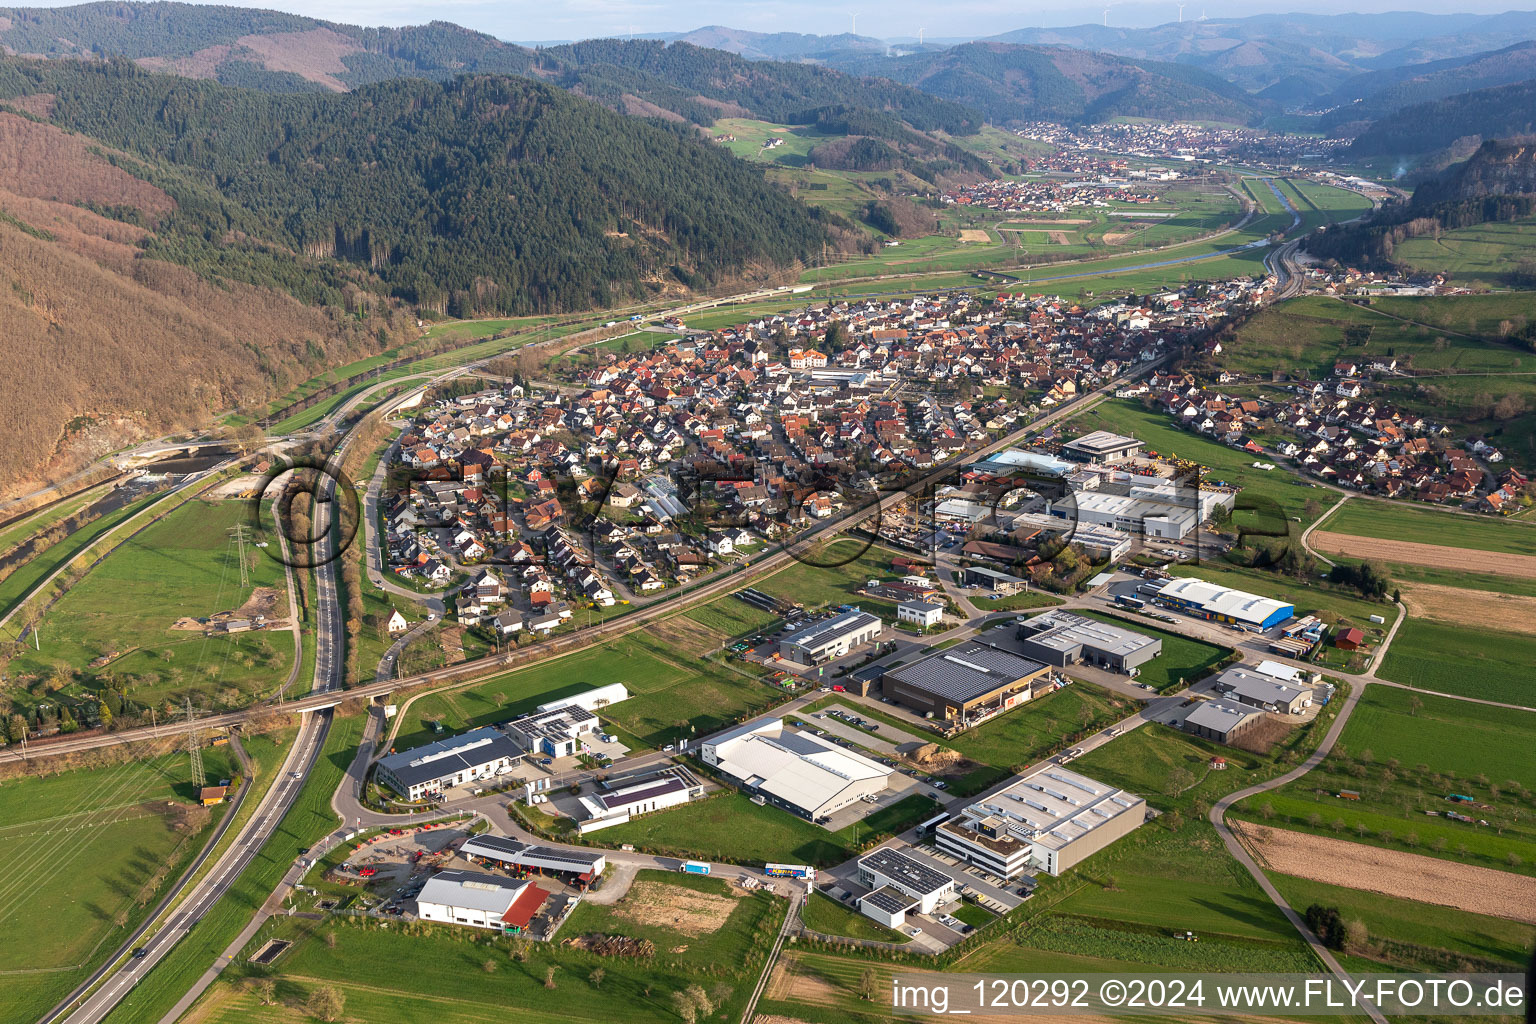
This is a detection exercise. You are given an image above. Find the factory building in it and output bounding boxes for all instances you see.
[882,640,1050,723]
[1048,482,1234,540]
[1016,610,1162,674]
[503,705,601,758]
[1213,666,1311,715]
[575,767,703,833]
[537,682,629,714]
[1062,430,1144,464]
[374,728,523,801]
[935,768,1145,878]
[1181,699,1266,744]
[1152,578,1295,630]
[1005,512,1135,563]
[856,848,957,927]
[701,718,891,822]
[777,609,883,664]
[414,870,548,933]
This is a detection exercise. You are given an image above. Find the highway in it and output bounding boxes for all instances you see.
[53,444,351,1024]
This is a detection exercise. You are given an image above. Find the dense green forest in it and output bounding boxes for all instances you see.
[0,57,827,315]
[544,39,981,134]
[829,42,1265,126]
[1349,79,1536,156]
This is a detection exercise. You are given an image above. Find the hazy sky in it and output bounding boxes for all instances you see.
[23,0,1524,42]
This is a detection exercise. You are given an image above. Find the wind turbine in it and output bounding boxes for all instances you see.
[1178,2,1186,22]
[1103,6,1110,26]
[851,12,857,35]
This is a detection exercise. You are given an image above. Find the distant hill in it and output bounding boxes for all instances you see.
[664,26,889,62]
[831,42,1264,126]
[1319,41,1536,134]
[1350,79,1536,157]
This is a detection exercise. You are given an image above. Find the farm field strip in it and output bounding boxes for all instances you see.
[1232,821,1536,924]
[1309,532,1536,577]
[1398,581,1536,636]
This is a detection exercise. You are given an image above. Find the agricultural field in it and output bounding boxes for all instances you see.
[0,737,256,1023]
[1265,872,1536,971]
[1233,687,1536,877]
[1393,217,1536,289]
[8,499,296,713]
[1319,498,1536,556]
[1376,618,1536,705]
[0,486,169,625]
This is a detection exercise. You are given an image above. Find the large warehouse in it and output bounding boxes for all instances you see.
[1152,578,1295,630]
[1016,610,1162,674]
[374,728,524,801]
[414,870,548,933]
[935,767,1145,878]
[881,640,1050,723]
[700,718,891,822]
[777,608,883,664]
[1182,699,1266,744]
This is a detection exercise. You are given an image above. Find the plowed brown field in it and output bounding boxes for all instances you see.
[1310,531,1536,579]
[1233,821,1536,924]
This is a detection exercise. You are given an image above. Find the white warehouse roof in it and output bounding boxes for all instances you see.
[1156,578,1293,626]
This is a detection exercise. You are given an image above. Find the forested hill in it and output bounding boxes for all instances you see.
[829,43,1265,126]
[543,39,979,134]
[0,3,539,90]
[0,57,826,315]
[1349,78,1536,157]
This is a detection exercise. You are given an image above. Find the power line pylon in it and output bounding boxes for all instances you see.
[185,698,205,790]
[229,524,252,588]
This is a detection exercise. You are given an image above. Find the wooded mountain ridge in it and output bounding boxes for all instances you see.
[0,55,826,492]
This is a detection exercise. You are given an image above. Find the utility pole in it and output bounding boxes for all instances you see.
[185,698,205,790]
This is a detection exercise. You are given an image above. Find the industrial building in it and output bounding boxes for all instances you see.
[414,870,548,933]
[1016,610,1162,674]
[460,834,607,881]
[503,705,600,758]
[374,728,523,801]
[777,609,883,664]
[856,848,957,927]
[537,682,629,714]
[1152,578,1295,630]
[1213,666,1311,715]
[1182,699,1266,744]
[971,449,1075,479]
[700,718,891,822]
[576,767,703,833]
[959,565,1030,595]
[1006,512,1135,562]
[897,600,945,629]
[1048,482,1234,541]
[882,640,1050,723]
[935,767,1145,878]
[1062,430,1144,464]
